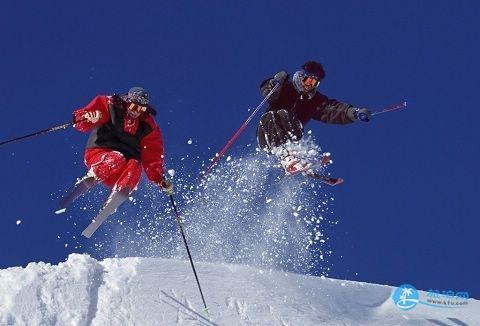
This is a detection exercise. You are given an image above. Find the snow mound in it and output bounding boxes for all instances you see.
[1,254,478,325]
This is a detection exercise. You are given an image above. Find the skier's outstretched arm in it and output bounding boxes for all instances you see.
[73,95,111,132]
[313,95,370,124]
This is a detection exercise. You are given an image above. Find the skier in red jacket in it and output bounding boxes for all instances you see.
[57,87,173,237]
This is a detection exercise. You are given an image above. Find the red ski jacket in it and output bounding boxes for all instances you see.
[73,95,166,185]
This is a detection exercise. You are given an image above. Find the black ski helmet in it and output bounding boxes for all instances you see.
[119,86,157,116]
[121,86,149,105]
[302,61,325,80]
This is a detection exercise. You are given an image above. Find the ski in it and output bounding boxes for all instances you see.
[288,168,344,186]
[55,176,97,214]
[81,188,129,238]
[304,172,344,186]
[284,152,343,186]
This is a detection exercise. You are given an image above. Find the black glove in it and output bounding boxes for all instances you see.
[160,179,174,196]
[349,107,372,122]
[261,71,287,98]
[356,108,372,122]
[273,71,288,85]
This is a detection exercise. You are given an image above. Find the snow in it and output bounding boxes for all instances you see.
[34,137,477,324]
[15,220,21,225]
[0,253,478,325]
[169,141,336,276]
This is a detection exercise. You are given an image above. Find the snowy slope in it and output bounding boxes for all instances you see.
[0,254,478,325]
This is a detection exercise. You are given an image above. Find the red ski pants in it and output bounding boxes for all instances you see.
[84,148,142,191]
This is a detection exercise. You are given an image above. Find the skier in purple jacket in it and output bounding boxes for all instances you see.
[257,60,371,175]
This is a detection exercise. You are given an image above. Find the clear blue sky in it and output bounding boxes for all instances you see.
[1,1,479,298]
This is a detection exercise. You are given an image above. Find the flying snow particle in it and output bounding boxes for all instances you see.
[167,169,175,177]
[187,139,193,145]
[16,220,21,225]
[226,156,232,162]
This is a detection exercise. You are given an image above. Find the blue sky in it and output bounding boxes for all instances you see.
[1,1,479,298]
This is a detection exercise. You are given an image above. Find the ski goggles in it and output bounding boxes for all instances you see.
[127,102,148,113]
[127,97,149,106]
[302,74,320,88]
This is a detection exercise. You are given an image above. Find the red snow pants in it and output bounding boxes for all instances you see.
[84,148,142,191]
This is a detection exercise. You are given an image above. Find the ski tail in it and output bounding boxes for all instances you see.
[56,176,97,214]
[81,188,129,238]
[305,172,344,186]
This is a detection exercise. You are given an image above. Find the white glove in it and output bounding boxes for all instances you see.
[83,111,102,123]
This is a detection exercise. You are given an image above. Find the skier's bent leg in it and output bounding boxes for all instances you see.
[84,149,127,187]
[257,111,293,152]
[276,109,303,143]
[113,159,142,192]
[262,110,310,174]
[257,111,274,152]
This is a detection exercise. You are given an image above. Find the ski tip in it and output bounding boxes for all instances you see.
[325,178,344,186]
[81,230,92,238]
[55,208,67,215]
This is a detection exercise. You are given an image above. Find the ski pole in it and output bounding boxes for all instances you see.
[0,117,87,147]
[0,122,73,147]
[199,82,281,181]
[169,194,209,314]
[371,101,407,117]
